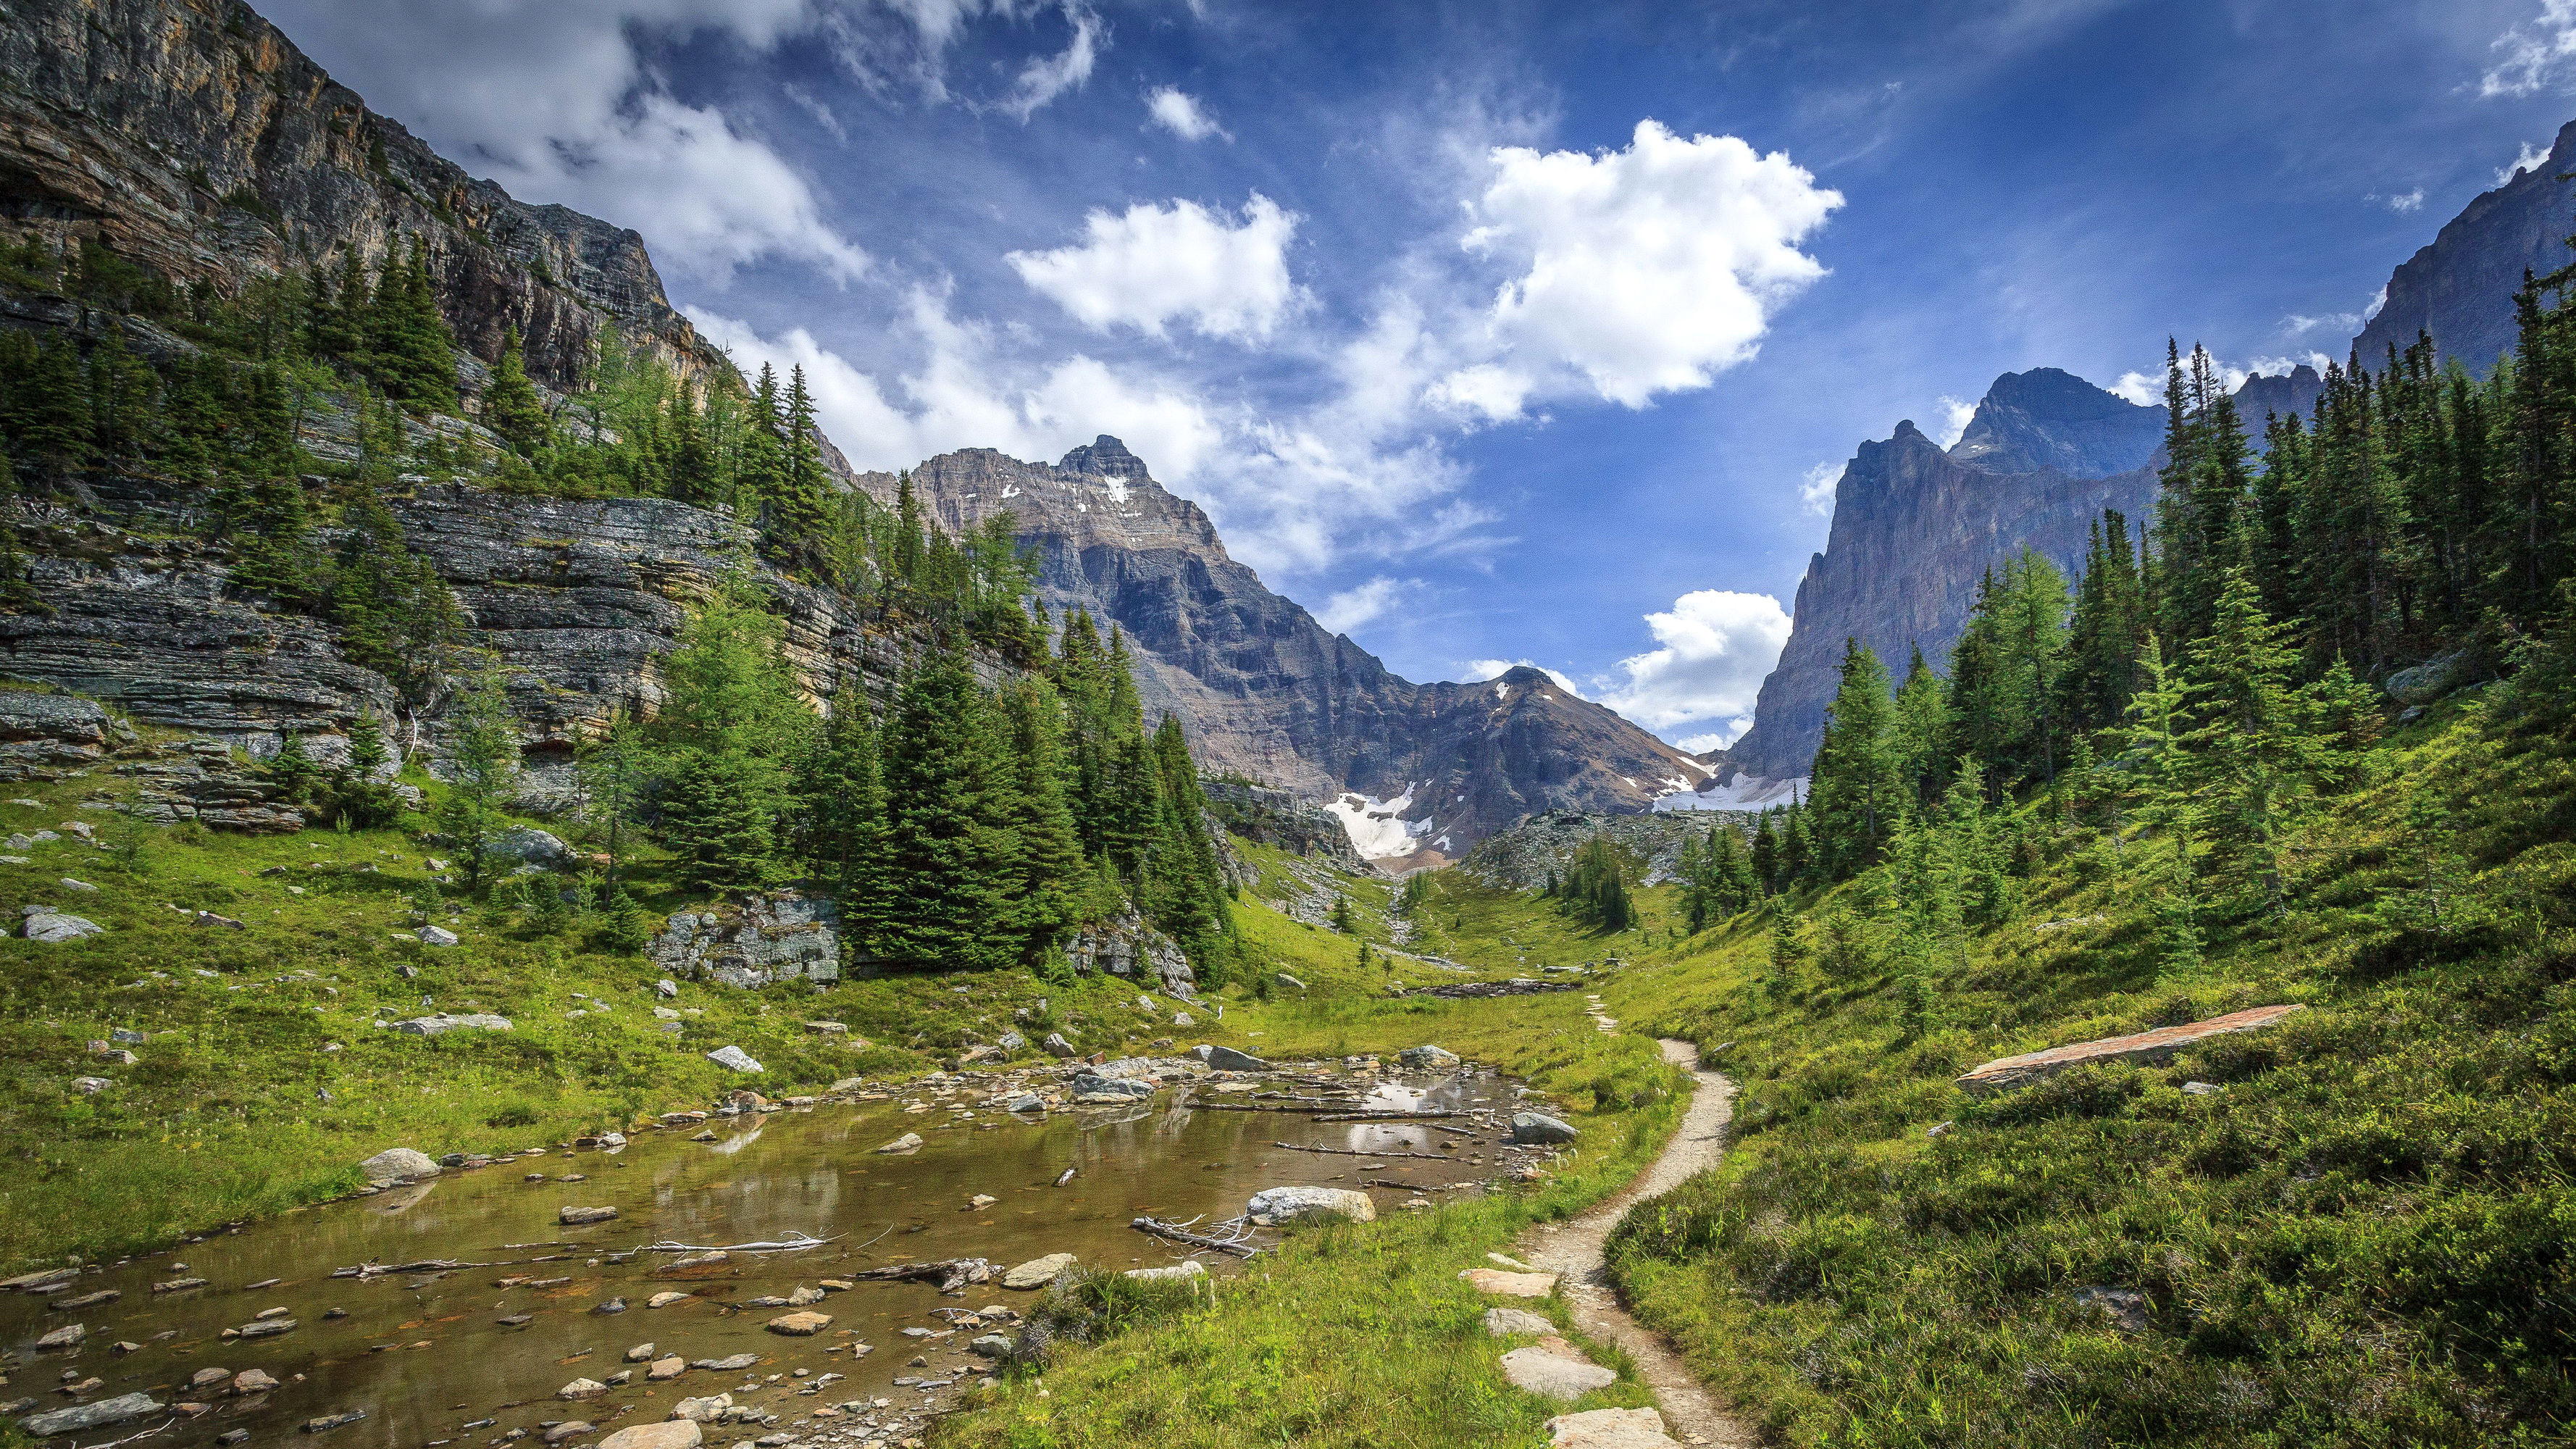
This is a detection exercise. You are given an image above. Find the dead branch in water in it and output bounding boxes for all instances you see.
[844,1258,994,1294]
[1131,1216,1261,1258]
[628,1232,838,1254]
[1269,1140,1451,1161]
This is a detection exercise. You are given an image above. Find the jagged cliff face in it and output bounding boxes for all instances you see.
[0,0,727,393]
[869,440,1710,856]
[2354,119,2576,376]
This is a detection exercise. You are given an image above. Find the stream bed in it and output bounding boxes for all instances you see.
[0,1056,1536,1449]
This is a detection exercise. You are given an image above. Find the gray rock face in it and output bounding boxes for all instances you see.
[0,693,129,777]
[868,442,1709,855]
[490,827,574,869]
[1203,780,1366,868]
[1463,809,1745,892]
[2357,119,2576,376]
[1063,907,1195,998]
[1192,1045,1273,1072]
[650,895,841,988]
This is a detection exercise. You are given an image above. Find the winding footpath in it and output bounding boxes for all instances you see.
[1520,1028,1757,1448]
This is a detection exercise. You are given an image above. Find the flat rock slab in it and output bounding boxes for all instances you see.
[764,1311,830,1335]
[1247,1186,1376,1225]
[1545,1408,1681,1448]
[1502,1345,1618,1400]
[1956,1005,2307,1094]
[599,1423,701,1449]
[1484,1306,1556,1336]
[561,1206,618,1224]
[1460,1268,1558,1298]
[1001,1253,1075,1290]
[20,1392,162,1437]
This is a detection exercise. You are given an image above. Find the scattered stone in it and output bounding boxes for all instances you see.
[765,1311,831,1336]
[1068,1072,1153,1103]
[1246,1187,1376,1226]
[1956,1006,2308,1095]
[560,1379,609,1400]
[647,1356,686,1382]
[1003,1093,1045,1114]
[34,1324,85,1349]
[304,1413,369,1435]
[1273,972,1306,992]
[1123,1261,1208,1282]
[358,1147,441,1181]
[57,877,96,892]
[416,925,460,948]
[1510,1113,1579,1145]
[542,1421,593,1443]
[190,1369,233,1392]
[995,1031,1026,1051]
[1041,1032,1076,1058]
[656,979,679,999]
[1397,1045,1460,1069]
[1000,1253,1075,1290]
[389,1013,513,1036]
[967,1335,1011,1358]
[49,1288,117,1310]
[785,1285,824,1306]
[624,1343,656,1362]
[875,1133,923,1155]
[688,1356,757,1374]
[2181,1081,2223,1096]
[1484,1306,1555,1336]
[592,1297,628,1314]
[646,1292,691,1309]
[1190,1044,1271,1072]
[20,1392,163,1436]
[669,1395,733,1423]
[230,1370,277,1395]
[1925,1120,1954,1138]
[235,1319,296,1339]
[68,1076,110,1095]
[1460,1269,1557,1298]
[23,910,103,942]
[561,1206,619,1225]
[1544,1407,1681,1448]
[1501,1344,1618,1400]
[706,1045,764,1074]
[599,1421,703,1449]
[804,1021,847,1035]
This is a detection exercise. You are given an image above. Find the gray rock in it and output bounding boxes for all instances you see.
[491,827,575,869]
[1000,1253,1075,1290]
[357,1147,440,1181]
[649,895,842,988]
[69,1076,111,1094]
[656,978,679,998]
[968,1333,1013,1358]
[416,924,460,947]
[1171,1011,1194,1028]
[1123,1260,1208,1282]
[1191,1044,1273,1072]
[1004,1093,1045,1114]
[1511,1112,1580,1145]
[57,877,96,892]
[1274,972,1307,992]
[560,1206,618,1225]
[705,1045,763,1073]
[995,1031,1026,1051]
[1397,1045,1460,1070]
[1246,1186,1376,1226]
[874,1132,923,1154]
[1500,1345,1617,1400]
[1042,1032,1077,1058]
[2385,651,2469,705]
[1068,1073,1152,1103]
[108,1028,146,1045]
[2181,1081,2222,1096]
[25,911,102,942]
[2072,1285,2151,1333]
[390,1013,512,1036]
[20,1392,163,1437]
[1484,1306,1555,1337]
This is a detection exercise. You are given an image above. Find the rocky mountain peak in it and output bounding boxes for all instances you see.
[1946,367,2163,477]
[1058,435,1151,480]
[2355,117,2576,375]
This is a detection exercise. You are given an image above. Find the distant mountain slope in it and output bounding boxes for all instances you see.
[865,439,1711,857]
[2354,119,2576,375]
[0,0,728,393]
[1728,364,2320,780]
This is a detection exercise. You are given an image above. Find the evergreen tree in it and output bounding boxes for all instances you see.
[648,582,814,893]
[1749,811,1780,895]
[438,664,522,892]
[1889,644,1952,811]
[1807,639,1902,877]
[994,676,1086,963]
[2177,567,2321,912]
[877,638,1013,966]
[482,325,548,457]
[364,241,458,412]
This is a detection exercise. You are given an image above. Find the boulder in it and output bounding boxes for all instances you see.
[1511,1113,1580,1145]
[1460,1268,1557,1298]
[558,1379,609,1401]
[1190,1044,1272,1072]
[35,1324,85,1349]
[874,1132,922,1154]
[25,911,103,942]
[1042,1032,1077,1058]
[969,1333,1013,1357]
[2384,651,2469,704]
[20,1392,163,1437]
[705,1045,763,1074]
[1397,1045,1460,1070]
[1274,972,1307,992]
[1068,1073,1152,1104]
[645,1292,691,1308]
[416,925,459,947]
[561,1206,618,1224]
[1000,1253,1076,1290]
[669,1395,732,1424]
[389,1013,511,1036]
[1246,1186,1376,1226]
[1484,1306,1555,1336]
[357,1147,440,1181]
[1501,1345,1617,1400]
[1544,1408,1682,1448]
[599,1422,703,1449]
[1124,1260,1208,1282]
[1004,1093,1045,1114]
[542,1422,593,1443]
[646,1356,686,1382]
[764,1311,830,1336]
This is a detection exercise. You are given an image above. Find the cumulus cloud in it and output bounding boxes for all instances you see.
[1000,4,1102,119]
[2483,0,2576,98]
[824,0,1103,117]
[1316,577,1413,634]
[1594,590,1793,738]
[1456,120,1842,407]
[2106,349,2336,407]
[1797,459,1841,519]
[2501,138,2554,185]
[262,0,866,285]
[1146,86,1226,141]
[1932,394,1978,448]
[2372,188,2426,213]
[1008,194,1300,341]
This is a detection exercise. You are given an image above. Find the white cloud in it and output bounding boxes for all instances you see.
[1675,732,1731,753]
[1797,459,1841,518]
[2106,349,2337,408]
[1008,194,1299,341]
[1464,659,1582,693]
[1145,86,1226,141]
[2483,0,2576,98]
[1000,4,1101,119]
[2107,370,2161,406]
[1595,589,1793,735]
[2282,309,2365,335]
[1316,577,1412,634]
[1932,393,1978,448]
[259,0,866,285]
[1458,120,1843,407]
[2375,188,2426,213]
[2501,138,2554,185]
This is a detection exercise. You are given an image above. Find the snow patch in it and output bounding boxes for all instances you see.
[1326,787,1431,859]
[1653,773,1807,812]
[1104,479,1132,505]
[1001,484,1021,500]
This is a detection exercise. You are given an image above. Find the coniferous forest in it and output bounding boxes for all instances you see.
[0,233,1237,982]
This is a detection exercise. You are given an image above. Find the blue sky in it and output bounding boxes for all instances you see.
[267,0,2576,749]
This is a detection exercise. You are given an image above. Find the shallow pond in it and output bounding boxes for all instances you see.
[0,1062,1524,1449]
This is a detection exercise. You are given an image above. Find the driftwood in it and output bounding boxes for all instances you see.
[1269,1140,1451,1161]
[1184,1101,1360,1115]
[630,1232,837,1254]
[1130,1216,1260,1258]
[845,1258,993,1294]
[1308,1110,1468,1123]
[330,1258,490,1279]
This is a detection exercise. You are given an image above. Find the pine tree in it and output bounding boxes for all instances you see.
[764,364,829,556]
[1889,644,1952,811]
[648,582,814,893]
[2178,567,2321,911]
[364,241,458,412]
[438,664,522,892]
[1807,638,1902,877]
[877,638,1012,966]
[994,676,1086,963]
[482,325,548,457]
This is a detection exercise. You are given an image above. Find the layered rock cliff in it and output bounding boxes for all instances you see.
[2354,119,2576,376]
[865,440,1711,857]
[0,0,726,393]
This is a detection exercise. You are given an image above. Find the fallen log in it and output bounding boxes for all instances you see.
[330,1258,491,1279]
[1269,1140,1450,1161]
[1129,1216,1260,1258]
[1308,1110,1468,1123]
[844,1258,993,1295]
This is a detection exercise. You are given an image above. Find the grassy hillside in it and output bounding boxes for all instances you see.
[1588,690,2576,1447]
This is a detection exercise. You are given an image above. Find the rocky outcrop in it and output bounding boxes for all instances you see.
[648,895,842,989]
[1460,809,1743,893]
[0,0,729,393]
[871,442,1710,855]
[1204,779,1366,868]
[2354,118,2576,376]
[1729,364,2322,780]
[1061,906,1195,998]
[0,691,133,777]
